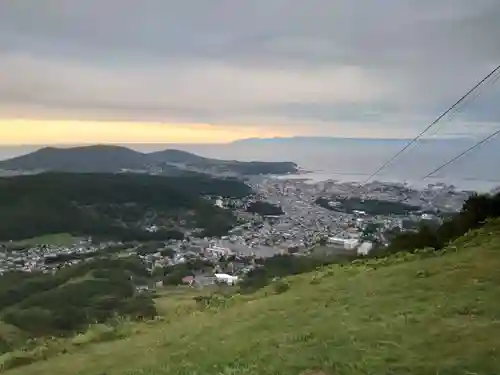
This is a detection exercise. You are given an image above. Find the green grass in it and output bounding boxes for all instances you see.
[5,223,500,375]
[5,233,78,247]
[0,323,26,354]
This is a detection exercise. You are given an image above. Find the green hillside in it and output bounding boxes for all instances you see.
[0,172,251,241]
[0,258,156,340]
[5,221,500,375]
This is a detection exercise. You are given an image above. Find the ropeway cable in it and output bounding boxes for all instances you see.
[363,63,500,183]
[422,127,500,180]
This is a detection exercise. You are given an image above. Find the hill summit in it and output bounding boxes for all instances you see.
[0,145,149,173]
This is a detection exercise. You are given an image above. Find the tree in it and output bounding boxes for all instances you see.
[382,191,500,256]
[160,247,176,258]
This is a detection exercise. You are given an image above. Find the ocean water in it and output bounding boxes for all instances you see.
[1,137,499,192]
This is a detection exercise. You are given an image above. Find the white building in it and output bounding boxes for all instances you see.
[206,245,233,256]
[328,237,360,249]
[214,273,239,285]
[357,241,374,256]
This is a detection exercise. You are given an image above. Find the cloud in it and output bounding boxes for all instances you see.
[0,53,391,120]
[1,0,500,138]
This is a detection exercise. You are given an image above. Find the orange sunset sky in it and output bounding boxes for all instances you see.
[0,119,290,145]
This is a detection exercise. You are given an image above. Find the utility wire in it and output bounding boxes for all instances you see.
[422,127,500,180]
[422,69,500,179]
[426,67,500,138]
[363,63,500,183]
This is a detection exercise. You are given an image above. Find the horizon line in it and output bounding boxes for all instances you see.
[0,135,479,147]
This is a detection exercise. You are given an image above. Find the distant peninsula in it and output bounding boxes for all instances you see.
[0,145,298,176]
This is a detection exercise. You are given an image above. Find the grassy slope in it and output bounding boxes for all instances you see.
[7,224,500,375]
[0,323,26,353]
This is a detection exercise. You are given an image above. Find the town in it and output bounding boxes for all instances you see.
[0,177,472,286]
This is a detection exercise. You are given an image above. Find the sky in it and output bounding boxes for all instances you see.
[1,0,500,144]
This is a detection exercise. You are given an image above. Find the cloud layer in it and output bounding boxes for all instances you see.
[1,0,500,138]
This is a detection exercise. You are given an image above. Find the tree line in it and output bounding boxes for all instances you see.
[376,192,500,255]
[246,201,284,216]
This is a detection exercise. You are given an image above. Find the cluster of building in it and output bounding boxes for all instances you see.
[137,177,470,274]
[1,177,471,280]
[0,238,115,274]
[215,177,471,257]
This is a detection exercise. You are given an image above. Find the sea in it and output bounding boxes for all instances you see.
[1,137,500,192]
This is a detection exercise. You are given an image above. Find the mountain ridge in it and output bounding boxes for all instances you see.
[0,145,298,175]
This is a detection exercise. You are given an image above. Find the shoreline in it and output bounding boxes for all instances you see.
[274,172,499,193]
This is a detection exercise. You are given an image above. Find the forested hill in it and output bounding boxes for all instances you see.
[0,258,155,339]
[0,173,251,241]
[0,145,298,175]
